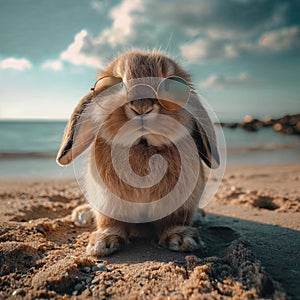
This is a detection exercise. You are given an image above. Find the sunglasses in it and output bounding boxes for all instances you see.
[90,76,192,111]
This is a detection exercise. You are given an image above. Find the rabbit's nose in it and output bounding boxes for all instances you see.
[129,99,154,115]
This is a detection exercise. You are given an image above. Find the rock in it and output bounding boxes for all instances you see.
[170,291,184,297]
[263,117,275,126]
[12,288,26,296]
[273,123,282,132]
[91,277,100,284]
[282,127,294,134]
[228,122,238,128]
[243,115,254,123]
[219,113,300,135]
[92,264,107,272]
[74,282,85,292]
[85,277,92,284]
[272,114,300,135]
[241,117,262,132]
[156,292,165,296]
[83,266,91,273]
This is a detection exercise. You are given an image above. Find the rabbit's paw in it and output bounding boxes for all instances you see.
[87,229,126,256]
[159,226,203,251]
[71,204,94,227]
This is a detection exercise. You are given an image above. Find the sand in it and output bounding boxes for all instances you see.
[0,164,299,299]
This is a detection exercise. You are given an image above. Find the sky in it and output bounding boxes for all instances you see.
[0,0,299,122]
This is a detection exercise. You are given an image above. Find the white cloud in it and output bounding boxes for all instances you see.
[260,26,300,53]
[53,0,298,68]
[227,26,300,57]
[180,40,210,61]
[180,39,239,62]
[60,30,103,68]
[90,0,108,12]
[0,58,32,71]
[199,73,254,90]
[105,0,144,46]
[181,25,300,62]
[58,0,144,68]
[41,59,63,71]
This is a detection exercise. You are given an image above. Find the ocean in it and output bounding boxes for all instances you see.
[0,120,299,178]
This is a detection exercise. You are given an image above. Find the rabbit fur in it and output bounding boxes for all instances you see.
[57,50,219,256]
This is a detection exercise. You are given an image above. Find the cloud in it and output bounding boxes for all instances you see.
[181,25,300,62]
[225,25,300,58]
[199,73,254,90]
[58,0,144,68]
[260,26,300,53]
[60,30,103,68]
[180,39,239,62]
[56,0,299,68]
[105,0,144,46]
[41,59,63,71]
[90,0,112,13]
[0,58,32,71]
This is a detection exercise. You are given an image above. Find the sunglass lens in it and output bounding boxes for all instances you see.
[93,77,123,100]
[157,77,190,111]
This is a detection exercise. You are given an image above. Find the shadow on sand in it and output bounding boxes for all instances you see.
[104,213,300,299]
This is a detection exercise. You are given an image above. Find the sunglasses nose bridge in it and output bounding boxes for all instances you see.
[127,84,158,103]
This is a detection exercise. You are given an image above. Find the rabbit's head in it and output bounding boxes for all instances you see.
[57,50,219,169]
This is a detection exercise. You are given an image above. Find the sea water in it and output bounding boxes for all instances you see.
[0,120,299,178]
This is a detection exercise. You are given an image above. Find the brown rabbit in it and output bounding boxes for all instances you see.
[57,50,219,256]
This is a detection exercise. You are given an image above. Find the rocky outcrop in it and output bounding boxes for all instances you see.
[220,113,300,135]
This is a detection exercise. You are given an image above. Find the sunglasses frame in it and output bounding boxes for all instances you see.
[90,76,192,111]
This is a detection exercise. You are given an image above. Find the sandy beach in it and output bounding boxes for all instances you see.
[0,164,299,299]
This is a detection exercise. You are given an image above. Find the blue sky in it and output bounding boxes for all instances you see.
[0,0,299,121]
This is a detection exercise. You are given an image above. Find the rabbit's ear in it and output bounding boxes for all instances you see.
[56,92,96,166]
[56,76,122,166]
[189,93,220,169]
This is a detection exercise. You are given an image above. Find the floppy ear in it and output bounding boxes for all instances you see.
[56,92,96,166]
[56,76,122,166]
[189,93,220,169]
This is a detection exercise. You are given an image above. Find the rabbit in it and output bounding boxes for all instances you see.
[57,49,219,256]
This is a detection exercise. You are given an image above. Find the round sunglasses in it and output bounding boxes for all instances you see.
[90,76,192,111]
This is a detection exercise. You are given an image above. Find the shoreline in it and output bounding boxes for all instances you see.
[0,143,297,159]
[0,163,298,180]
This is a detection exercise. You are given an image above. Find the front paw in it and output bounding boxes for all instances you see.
[159,226,203,251]
[71,204,94,227]
[87,229,126,257]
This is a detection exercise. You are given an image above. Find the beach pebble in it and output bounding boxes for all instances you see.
[36,224,45,234]
[83,266,91,273]
[171,291,184,297]
[12,288,26,296]
[91,277,100,284]
[85,277,92,284]
[74,282,85,292]
[92,264,107,272]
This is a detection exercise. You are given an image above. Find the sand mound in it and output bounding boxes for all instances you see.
[31,257,95,295]
[0,242,40,276]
